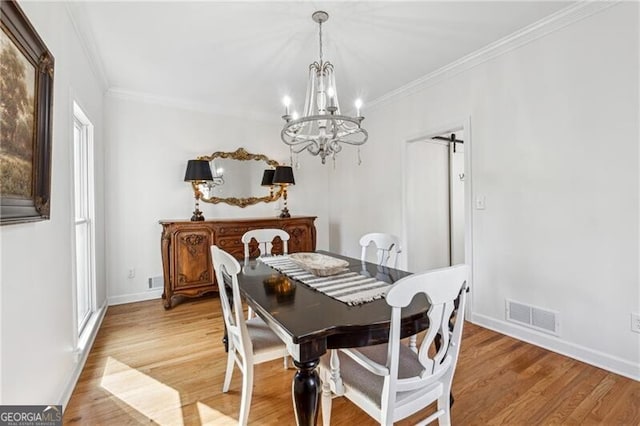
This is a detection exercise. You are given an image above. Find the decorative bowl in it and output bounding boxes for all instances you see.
[289,252,349,277]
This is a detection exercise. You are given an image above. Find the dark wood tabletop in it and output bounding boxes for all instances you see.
[236,250,431,425]
[238,251,431,358]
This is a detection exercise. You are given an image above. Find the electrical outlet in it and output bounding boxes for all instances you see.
[632,313,640,333]
[128,269,135,279]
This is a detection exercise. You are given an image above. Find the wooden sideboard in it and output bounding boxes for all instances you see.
[159,216,317,309]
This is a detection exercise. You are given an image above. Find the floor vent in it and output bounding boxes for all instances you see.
[506,299,559,336]
[148,276,164,289]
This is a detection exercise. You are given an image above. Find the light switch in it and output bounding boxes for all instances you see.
[475,196,486,210]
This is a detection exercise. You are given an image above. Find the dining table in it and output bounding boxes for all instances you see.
[236,250,432,425]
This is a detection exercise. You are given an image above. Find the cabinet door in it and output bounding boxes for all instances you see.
[285,223,314,253]
[173,228,213,289]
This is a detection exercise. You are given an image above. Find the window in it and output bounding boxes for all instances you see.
[73,102,95,335]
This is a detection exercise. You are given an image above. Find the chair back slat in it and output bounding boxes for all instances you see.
[242,229,290,260]
[359,232,402,269]
[384,264,469,405]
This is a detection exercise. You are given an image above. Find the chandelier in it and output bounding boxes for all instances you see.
[281,11,368,165]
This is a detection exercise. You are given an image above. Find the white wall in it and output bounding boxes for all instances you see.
[0,2,106,404]
[328,3,639,379]
[104,94,330,304]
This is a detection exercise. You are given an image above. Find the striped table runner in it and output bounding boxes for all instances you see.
[259,255,391,306]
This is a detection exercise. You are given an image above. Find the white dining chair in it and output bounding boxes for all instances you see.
[211,245,289,426]
[320,264,469,426]
[359,233,402,269]
[360,233,418,351]
[241,228,290,319]
[242,228,290,260]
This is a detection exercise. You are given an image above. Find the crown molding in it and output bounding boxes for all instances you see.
[64,3,110,91]
[367,0,618,110]
[106,88,276,124]
[66,0,617,120]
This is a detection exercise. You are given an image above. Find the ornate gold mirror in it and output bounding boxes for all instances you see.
[194,148,283,208]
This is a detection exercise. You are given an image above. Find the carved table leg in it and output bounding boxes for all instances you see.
[292,359,320,426]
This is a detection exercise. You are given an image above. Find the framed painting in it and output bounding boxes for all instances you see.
[0,0,54,225]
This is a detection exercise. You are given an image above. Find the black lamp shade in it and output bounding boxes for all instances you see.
[261,169,276,186]
[184,159,213,181]
[273,166,295,185]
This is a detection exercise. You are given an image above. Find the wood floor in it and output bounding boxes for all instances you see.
[64,296,639,425]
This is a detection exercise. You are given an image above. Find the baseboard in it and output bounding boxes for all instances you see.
[108,289,163,306]
[470,312,640,382]
[59,300,108,409]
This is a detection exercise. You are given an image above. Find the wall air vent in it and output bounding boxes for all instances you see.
[506,299,559,336]
[148,276,164,289]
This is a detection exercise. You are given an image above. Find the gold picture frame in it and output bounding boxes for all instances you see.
[196,148,283,208]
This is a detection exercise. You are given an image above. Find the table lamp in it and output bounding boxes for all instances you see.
[261,169,276,199]
[184,159,213,221]
[272,166,295,218]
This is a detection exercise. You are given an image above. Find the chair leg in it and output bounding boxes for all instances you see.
[321,371,332,426]
[239,363,254,426]
[437,393,451,426]
[222,350,235,392]
[247,306,254,319]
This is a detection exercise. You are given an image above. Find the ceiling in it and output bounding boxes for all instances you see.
[70,1,572,121]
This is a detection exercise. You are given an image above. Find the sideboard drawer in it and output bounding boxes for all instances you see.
[215,236,245,260]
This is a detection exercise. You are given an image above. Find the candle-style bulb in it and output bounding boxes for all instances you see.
[283,96,291,115]
[327,87,336,108]
[355,99,363,117]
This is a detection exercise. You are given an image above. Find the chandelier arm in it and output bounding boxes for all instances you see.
[282,115,367,145]
[284,114,362,127]
[284,134,367,148]
[307,143,322,156]
[295,143,318,154]
[284,139,321,155]
[335,128,368,146]
[281,129,322,150]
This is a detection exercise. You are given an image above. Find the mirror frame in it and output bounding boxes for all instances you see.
[195,147,283,208]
